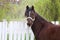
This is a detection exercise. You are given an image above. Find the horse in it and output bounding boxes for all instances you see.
[25,5,60,40]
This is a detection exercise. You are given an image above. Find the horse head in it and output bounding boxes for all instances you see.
[25,5,36,26]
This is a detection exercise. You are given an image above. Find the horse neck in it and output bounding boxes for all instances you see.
[36,14,48,24]
[31,13,48,38]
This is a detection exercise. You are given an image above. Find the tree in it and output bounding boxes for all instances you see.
[34,0,60,22]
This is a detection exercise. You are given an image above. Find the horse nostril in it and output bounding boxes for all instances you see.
[27,23,31,26]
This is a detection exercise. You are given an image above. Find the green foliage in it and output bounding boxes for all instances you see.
[34,0,60,21]
[0,3,11,21]
[0,0,60,21]
[0,2,23,21]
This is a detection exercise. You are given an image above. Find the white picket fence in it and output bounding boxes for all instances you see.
[0,20,34,40]
[0,19,60,40]
[51,21,59,25]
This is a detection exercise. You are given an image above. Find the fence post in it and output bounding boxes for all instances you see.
[29,28,34,40]
[51,21,59,25]
[17,21,22,40]
[9,21,14,40]
[56,21,59,25]
[2,19,7,40]
[0,22,3,40]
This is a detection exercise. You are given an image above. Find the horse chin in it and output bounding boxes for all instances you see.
[27,23,32,27]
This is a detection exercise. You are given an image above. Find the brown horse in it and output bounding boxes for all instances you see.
[25,5,60,40]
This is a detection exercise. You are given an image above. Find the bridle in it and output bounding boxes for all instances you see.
[27,11,35,22]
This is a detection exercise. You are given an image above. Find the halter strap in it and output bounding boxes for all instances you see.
[27,11,35,21]
[27,17,35,21]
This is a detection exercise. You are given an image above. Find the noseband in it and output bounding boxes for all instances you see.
[27,11,35,22]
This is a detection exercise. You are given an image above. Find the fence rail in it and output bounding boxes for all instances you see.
[0,19,60,40]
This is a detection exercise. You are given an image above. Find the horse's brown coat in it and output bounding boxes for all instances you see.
[32,14,60,40]
[25,6,60,40]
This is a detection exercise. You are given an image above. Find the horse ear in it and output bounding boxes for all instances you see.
[31,5,34,10]
[26,5,29,10]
